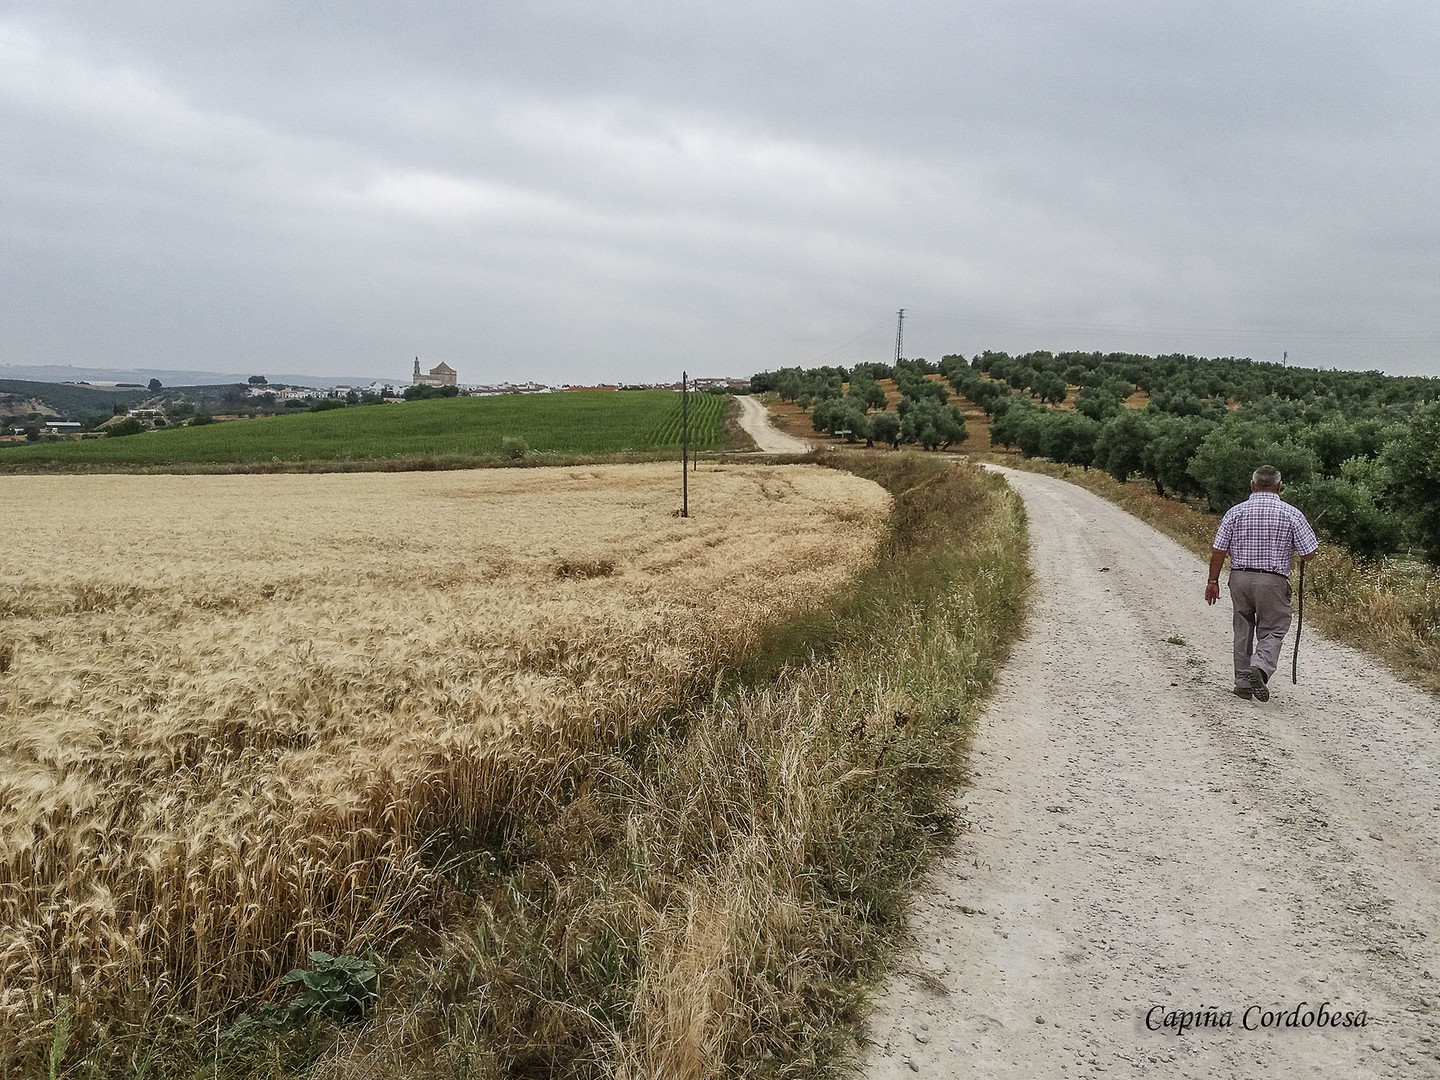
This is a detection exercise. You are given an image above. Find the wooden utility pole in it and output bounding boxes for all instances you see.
[681,371,689,518]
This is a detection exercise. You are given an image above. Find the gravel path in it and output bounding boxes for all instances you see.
[736,394,811,453]
[861,465,1440,1079]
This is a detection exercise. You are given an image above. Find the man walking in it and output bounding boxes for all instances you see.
[1204,465,1319,701]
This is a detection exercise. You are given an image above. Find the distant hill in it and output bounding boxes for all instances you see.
[0,364,391,388]
[0,378,351,423]
[0,379,150,420]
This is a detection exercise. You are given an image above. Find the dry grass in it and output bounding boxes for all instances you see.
[988,456,1440,695]
[1302,550,1440,693]
[279,454,1030,1080]
[0,464,891,1067]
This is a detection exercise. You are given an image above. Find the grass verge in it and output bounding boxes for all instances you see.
[984,455,1440,696]
[59,453,1027,1079]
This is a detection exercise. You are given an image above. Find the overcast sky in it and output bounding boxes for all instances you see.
[4,2,1440,385]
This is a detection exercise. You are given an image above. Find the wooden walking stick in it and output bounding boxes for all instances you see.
[1291,557,1305,684]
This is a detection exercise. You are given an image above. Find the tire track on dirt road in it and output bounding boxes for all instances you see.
[862,465,1440,1079]
[736,395,811,454]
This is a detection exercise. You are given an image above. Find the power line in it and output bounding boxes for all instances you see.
[797,317,893,366]
[904,309,1440,345]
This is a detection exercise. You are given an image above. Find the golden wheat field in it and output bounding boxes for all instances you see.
[0,463,890,1054]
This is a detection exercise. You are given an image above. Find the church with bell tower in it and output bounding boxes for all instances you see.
[411,357,457,387]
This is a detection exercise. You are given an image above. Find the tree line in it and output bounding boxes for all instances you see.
[956,350,1440,564]
[750,360,969,451]
[750,350,1440,564]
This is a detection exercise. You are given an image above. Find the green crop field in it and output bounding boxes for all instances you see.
[0,390,731,469]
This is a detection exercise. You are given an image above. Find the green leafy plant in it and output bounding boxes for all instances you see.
[48,996,71,1080]
[279,951,379,1021]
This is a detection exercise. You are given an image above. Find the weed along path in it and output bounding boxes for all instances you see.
[861,465,1440,1079]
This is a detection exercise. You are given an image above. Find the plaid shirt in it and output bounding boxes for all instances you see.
[1213,491,1319,576]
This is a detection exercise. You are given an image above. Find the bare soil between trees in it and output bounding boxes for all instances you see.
[862,465,1440,1079]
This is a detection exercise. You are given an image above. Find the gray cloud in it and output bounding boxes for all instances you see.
[3,2,1439,383]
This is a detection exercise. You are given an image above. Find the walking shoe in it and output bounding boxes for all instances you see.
[1232,686,1254,699]
[1248,666,1270,702]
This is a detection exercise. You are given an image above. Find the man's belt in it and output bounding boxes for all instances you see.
[1232,567,1290,580]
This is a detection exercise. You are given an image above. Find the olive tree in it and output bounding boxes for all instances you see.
[870,410,902,448]
[900,399,967,450]
[1384,401,1440,562]
[1186,420,1320,511]
[1093,409,1152,483]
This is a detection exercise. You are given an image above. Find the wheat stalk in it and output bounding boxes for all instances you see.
[0,464,889,1064]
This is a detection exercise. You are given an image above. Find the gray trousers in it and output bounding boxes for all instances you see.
[1228,570,1293,686]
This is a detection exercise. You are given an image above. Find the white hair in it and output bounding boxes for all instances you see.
[1252,465,1282,488]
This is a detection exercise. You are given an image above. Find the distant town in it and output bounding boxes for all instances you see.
[82,361,748,398]
[283,358,750,399]
[1,361,752,439]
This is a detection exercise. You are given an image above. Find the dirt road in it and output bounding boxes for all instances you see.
[862,465,1440,1079]
[736,394,811,453]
